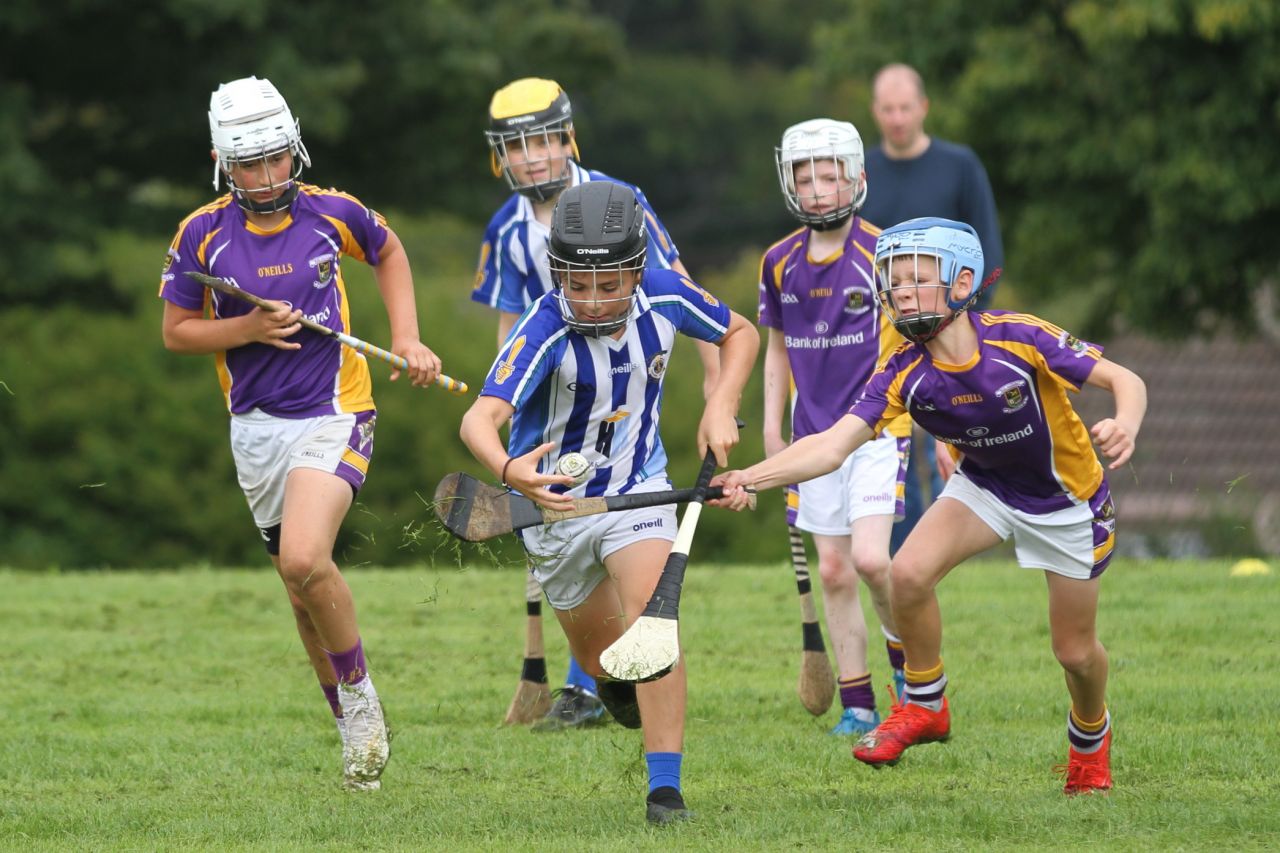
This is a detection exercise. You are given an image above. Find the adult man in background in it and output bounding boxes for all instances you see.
[861,63,1005,552]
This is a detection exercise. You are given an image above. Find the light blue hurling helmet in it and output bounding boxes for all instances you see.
[873,217,985,343]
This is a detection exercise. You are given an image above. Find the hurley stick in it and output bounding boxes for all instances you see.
[185,270,468,394]
[599,449,719,683]
[790,523,835,715]
[433,472,751,543]
[503,569,553,725]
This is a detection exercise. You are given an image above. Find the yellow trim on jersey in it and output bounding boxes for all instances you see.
[244,215,293,236]
[341,448,370,476]
[768,241,804,291]
[302,184,387,227]
[644,211,672,255]
[932,347,981,373]
[321,214,365,263]
[987,338,1103,502]
[196,227,224,268]
[857,218,882,237]
[876,317,913,437]
[852,240,875,266]
[786,488,800,510]
[472,241,492,292]
[333,267,375,413]
[871,353,925,433]
[979,313,1103,362]
[215,351,233,411]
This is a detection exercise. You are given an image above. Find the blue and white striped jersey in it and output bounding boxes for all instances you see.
[481,268,730,497]
[471,162,681,314]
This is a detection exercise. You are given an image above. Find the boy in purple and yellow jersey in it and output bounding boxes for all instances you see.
[159,76,445,791]
[760,119,913,736]
[717,217,1146,795]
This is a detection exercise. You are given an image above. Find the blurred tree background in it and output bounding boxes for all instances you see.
[2,0,1279,567]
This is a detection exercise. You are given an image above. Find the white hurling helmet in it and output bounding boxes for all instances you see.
[209,76,311,213]
[775,118,867,231]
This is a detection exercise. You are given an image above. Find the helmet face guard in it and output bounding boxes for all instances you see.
[873,218,985,345]
[548,253,645,338]
[209,76,311,214]
[547,182,648,337]
[486,79,580,202]
[776,118,868,231]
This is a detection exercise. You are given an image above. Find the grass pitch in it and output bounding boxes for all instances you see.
[2,559,1277,850]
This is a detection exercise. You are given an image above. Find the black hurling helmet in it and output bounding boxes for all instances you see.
[547,182,648,338]
[486,78,580,202]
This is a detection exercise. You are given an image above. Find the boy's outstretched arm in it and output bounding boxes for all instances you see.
[711,414,874,509]
[1085,358,1147,469]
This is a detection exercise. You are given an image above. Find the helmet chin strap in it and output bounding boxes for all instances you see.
[807,210,853,232]
[230,180,299,214]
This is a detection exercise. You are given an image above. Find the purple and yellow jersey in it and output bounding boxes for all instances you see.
[758,218,910,439]
[480,269,729,498]
[849,311,1106,514]
[158,184,389,418]
[471,162,681,314]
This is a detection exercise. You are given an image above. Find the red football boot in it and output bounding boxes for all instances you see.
[852,696,950,767]
[1057,730,1113,795]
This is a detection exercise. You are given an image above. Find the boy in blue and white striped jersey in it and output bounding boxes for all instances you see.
[460,181,758,823]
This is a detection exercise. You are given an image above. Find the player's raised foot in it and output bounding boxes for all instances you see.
[1057,730,1113,796]
[597,680,642,729]
[531,686,606,732]
[853,697,950,767]
[829,706,880,736]
[646,786,693,825]
[338,680,389,791]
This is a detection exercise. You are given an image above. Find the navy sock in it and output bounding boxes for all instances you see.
[565,655,597,695]
[646,751,682,793]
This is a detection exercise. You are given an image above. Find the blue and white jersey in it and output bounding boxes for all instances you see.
[471,162,682,314]
[481,268,729,497]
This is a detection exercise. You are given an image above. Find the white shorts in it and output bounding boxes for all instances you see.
[229,408,376,529]
[795,434,909,535]
[519,479,677,610]
[939,471,1116,580]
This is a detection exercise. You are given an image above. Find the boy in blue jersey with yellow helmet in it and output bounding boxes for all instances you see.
[715,217,1145,795]
[460,181,758,822]
[474,77,720,730]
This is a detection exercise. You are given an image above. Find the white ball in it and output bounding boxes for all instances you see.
[556,452,593,486]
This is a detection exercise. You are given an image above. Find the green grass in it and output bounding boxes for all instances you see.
[3,559,1277,850]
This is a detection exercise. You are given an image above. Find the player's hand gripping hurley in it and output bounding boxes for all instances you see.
[432,472,753,542]
[185,271,468,394]
[599,447,720,683]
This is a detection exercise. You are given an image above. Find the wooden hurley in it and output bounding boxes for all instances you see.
[503,570,552,725]
[790,524,835,716]
[433,472,750,543]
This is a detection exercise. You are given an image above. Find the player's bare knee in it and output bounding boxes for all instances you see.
[851,549,891,589]
[1052,638,1101,675]
[277,551,332,591]
[817,552,857,591]
[889,559,931,607]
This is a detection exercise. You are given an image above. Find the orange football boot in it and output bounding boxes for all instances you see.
[852,695,950,767]
[1056,730,1113,795]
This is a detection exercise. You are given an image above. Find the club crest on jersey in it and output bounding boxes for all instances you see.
[495,336,526,385]
[843,286,872,315]
[162,248,180,275]
[309,253,335,289]
[647,351,669,380]
[1057,330,1089,357]
[358,414,376,454]
[997,380,1029,413]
